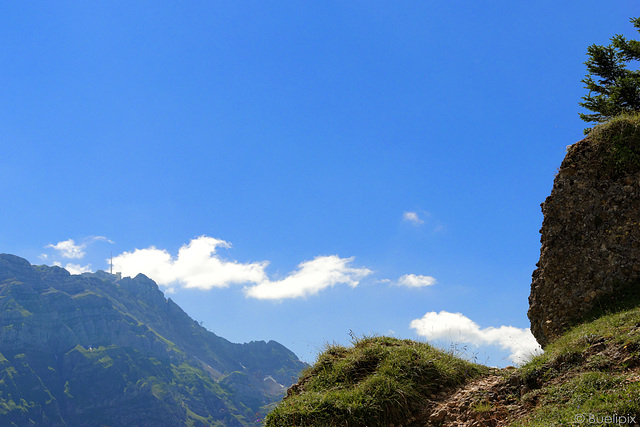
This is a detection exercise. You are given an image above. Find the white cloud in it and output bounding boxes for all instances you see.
[47,239,86,259]
[410,311,542,364]
[44,236,113,262]
[53,262,93,275]
[90,235,115,244]
[111,236,268,290]
[244,255,372,300]
[403,211,424,225]
[64,263,93,275]
[110,236,372,301]
[397,274,437,288]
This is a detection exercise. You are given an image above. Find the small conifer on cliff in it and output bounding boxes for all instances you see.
[580,17,640,132]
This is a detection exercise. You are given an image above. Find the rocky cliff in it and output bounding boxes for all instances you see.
[529,115,640,347]
[0,254,306,426]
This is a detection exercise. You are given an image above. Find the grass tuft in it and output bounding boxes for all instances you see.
[585,113,640,178]
[264,335,487,426]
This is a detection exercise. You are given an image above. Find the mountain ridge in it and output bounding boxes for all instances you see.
[0,253,306,426]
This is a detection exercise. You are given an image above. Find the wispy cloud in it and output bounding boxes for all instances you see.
[402,210,446,234]
[244,255,372,300]
[47,239,86,259]
[410,311,542,364]
[397,274,437,288]
[90,235,115,244]
[402,211,424,225]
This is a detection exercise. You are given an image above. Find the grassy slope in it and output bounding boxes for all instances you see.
[266,306,640,426]
[512,306,640,426]
[265,336,488,426]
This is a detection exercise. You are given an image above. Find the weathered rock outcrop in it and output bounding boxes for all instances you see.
[529,116,640,347]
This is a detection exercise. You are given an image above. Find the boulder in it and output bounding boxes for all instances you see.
[529,116,640,347]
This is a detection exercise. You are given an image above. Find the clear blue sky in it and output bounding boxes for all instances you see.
[1,1,637,367]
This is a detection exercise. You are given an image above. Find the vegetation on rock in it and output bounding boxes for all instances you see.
[587,113,640,178]
[580,17,640,131]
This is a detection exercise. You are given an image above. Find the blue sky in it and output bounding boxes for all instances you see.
[1,1,637,367]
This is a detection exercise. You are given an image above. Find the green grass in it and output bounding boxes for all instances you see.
[513,305,640,426]
[471,400,494,413]
[266,305,640,427]
[264,335,488,426]
[586,112,640,178]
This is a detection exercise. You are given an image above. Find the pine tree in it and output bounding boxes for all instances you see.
[580,17,640,131]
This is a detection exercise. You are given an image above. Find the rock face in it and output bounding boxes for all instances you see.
[0,254,307,426]
[529,116,640,347]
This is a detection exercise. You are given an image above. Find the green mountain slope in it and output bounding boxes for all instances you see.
[0,254,306,426]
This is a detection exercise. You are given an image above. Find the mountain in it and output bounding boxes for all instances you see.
[0,254,307,426]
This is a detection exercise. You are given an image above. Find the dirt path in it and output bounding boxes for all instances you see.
[419,369,529,426]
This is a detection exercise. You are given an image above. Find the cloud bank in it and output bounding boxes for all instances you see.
[112,236,371,300]
[410,311,542,364]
